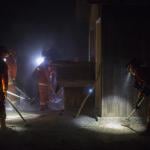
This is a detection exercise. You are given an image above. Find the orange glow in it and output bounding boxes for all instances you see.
[2,79,5,92]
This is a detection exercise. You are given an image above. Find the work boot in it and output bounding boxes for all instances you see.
[40,105,48,111]
[59,109,64,116]
[0,119,6,129]
[140,122,150,136]
[146,122,150,133]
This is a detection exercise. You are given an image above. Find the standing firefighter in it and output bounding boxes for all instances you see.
[36,48,64,111]
[5,50,17,103]
[35,60,50,111]
[0,46,8,129]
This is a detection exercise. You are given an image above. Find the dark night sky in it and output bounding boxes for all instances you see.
[0,0,89,60]
[0,0,89,88]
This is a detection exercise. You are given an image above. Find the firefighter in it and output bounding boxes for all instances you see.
[48,61,64,113]
[127,58,150,134]
[0,46,8,129]
[35,59,51,111]
[48,61,57,100]
[5,50,17,103]
[127,59,150,96]
[36,48,64,111]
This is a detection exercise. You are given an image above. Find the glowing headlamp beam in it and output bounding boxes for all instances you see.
[36,57,45,65]
[3,58,7,62]
[7,91,25,99]
[88,88,94,94]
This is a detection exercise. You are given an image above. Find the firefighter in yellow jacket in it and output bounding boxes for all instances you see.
[0,46,8,129]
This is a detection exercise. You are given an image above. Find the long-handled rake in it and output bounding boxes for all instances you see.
[121,95,145,127]
[6,96,28,125]
[15,86,35,103]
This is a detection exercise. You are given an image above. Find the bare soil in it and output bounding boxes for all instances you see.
[0,111,150,150]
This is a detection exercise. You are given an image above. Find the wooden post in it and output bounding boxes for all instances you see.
[89,4,99,61]
[95,15,102,116]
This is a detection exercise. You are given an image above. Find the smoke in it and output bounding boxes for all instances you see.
[123,73,131,90]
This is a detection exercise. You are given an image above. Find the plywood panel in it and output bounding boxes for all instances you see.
[52,61,95,113]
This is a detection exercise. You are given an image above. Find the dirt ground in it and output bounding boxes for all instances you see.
[1,110,150,150]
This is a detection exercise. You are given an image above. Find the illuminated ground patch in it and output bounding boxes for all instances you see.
[5,111,41,131]
[6,111,40,121]
[72,116,146,134]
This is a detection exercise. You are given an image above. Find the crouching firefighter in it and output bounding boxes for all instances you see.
[127,58,150,133]
[0,47,8,129]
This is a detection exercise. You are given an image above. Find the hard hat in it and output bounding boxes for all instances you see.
[0,45,9,56]
[8,49,16,56]
[126,58,143,69]
[42,48,58,61]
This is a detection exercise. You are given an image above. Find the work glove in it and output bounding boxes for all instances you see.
[3,89,7,96]
[12,79,16,85]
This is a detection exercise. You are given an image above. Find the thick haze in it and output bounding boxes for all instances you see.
[0,0,88,59]
[0,0,89,88]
